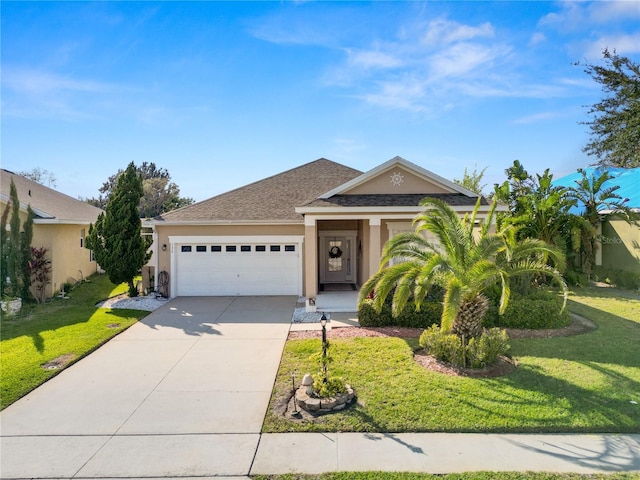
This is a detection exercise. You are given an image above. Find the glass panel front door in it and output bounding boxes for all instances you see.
[324,237,350,283]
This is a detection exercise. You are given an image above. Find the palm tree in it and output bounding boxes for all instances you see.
[358,197,568,341]
[565,168,635,274]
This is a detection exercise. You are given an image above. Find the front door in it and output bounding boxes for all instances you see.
[320,234,356,284]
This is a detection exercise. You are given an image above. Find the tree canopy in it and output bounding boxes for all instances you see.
[17,167,57,188]
[85,162,151,296]
[453,165,488,195]
[578,49,640,168]
[86,162,194,217]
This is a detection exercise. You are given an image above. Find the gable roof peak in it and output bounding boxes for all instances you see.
[319,156,479,199]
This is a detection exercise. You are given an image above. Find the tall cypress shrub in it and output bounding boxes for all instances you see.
[20,206,34,300]
[86,162,151,296]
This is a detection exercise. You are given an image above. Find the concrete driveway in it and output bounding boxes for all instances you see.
[0,296,296,479]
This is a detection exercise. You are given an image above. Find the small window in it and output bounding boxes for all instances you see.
[211,245,222,252]
[226,245,237,252]
[270,245,281,252]
[285,245,295,252]
[196,245,206,252]
[181,246,192,253]
[241,245,251,252]
[256,245,266,252]
[90,250,95,262]
[80,228,85,248]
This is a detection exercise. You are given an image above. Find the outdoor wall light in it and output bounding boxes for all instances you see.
[162,244,167,251]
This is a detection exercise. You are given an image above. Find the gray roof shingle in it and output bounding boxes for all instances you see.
[304,193,486,208]
[1,169,103,223]
[157,158,363,223]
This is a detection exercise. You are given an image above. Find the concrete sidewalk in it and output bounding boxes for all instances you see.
[252,432,640,475]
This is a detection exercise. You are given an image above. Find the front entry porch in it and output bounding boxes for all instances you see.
[316,289,358,312]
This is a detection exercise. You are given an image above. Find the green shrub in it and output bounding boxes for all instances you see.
[467,328,510,368]
[564,269,587,287]
[358,298,442,329]
[314,376,347,397]
[592,266,640,290]
[419,325,509,368]
[483,289,570,329]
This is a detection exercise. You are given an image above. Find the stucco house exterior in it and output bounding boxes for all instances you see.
[1,169,103,298]
[147,156,497,309]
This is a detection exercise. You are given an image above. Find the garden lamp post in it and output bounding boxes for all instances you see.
[320,313,328,383]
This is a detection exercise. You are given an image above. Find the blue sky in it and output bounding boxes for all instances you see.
[2,1,639,202]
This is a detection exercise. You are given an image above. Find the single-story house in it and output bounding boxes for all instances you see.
[147,156,496,309]
[0,169,104,298]
[553,167,640,274]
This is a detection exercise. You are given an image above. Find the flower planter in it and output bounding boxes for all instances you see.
[1,298,22,316]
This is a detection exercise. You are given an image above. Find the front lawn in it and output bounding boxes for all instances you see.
[263,286,640,433]
[0,274,149,409]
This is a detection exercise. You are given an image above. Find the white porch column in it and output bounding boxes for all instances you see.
[368,218,382,280]
[304,216,318,309]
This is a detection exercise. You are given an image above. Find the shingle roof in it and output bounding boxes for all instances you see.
[157,158,363,223]
[1,169,103,223]
[304,193,486,208]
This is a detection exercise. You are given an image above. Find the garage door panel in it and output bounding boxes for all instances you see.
[175,242,301,296]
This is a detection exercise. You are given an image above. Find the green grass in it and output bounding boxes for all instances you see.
[251,472,640,480]
[263,286,640,434]
[0,274,149,409]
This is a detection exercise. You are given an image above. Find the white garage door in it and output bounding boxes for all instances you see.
[174,238,302,296]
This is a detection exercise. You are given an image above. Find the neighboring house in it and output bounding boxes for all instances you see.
[147,156,498,309]
[553,167,640,274]
[0,169,103,298]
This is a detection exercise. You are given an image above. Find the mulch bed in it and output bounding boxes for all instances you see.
[287,313,596,377]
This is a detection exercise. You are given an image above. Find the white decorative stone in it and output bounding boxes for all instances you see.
[301,373,314,386]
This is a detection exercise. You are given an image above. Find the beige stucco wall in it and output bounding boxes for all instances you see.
[601,219,640,273]
[1,200,97,298]
[345,166,450,195]
[32,223,98,297]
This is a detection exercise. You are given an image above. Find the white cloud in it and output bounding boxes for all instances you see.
[428,43,511,80]
[3,68,117,96]
[538,3,586,31]
[421,18,495,46]
[360,76,428,112]
[529,32,546,46]
[347,49,403,69]
[512,111,560,125]
[587,1,640,23]
[582,32,640,58]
